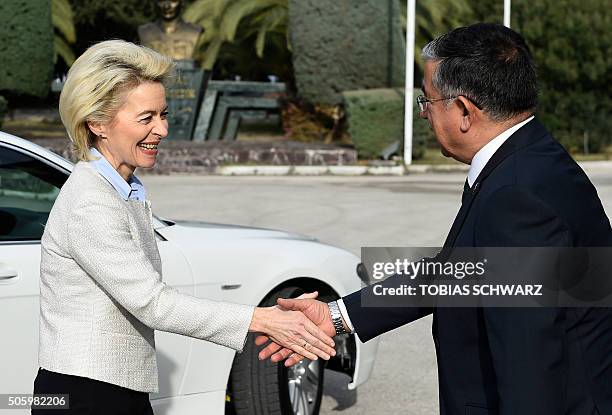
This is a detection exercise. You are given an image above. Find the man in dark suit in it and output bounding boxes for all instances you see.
[257,23,612,414]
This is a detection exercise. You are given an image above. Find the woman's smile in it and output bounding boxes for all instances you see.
[136,140,161,156]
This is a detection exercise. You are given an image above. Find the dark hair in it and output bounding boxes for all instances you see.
[422,23,538,121]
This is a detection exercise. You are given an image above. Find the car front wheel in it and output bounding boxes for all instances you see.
[229,286,324,415]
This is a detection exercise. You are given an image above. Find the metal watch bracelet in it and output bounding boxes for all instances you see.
[328,300,348,335]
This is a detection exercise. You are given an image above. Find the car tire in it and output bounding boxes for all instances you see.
[230,286,325,415]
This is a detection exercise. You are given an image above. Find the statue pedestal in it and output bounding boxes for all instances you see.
[165,59,206,140]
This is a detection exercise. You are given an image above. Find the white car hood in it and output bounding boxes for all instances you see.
[158,220,318,242]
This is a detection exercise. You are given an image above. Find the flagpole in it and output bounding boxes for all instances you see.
[504,0,511,28]
[403,0,416,166]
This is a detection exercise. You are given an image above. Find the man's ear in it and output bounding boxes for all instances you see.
[456,96,479,133]
[87,120,107,139]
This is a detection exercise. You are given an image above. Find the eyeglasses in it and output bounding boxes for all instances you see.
[416,95,457,112]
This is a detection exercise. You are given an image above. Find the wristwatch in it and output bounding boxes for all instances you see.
[328,300,348,335]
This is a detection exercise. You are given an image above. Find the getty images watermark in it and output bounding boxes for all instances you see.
[359,247,612,307]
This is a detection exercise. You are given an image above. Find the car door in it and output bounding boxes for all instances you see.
[0,142,195,402]
[0,144,66,397]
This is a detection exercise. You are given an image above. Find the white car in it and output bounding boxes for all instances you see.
[0,131,379,415]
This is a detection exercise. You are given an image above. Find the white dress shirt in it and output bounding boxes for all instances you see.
[467,116,534,187]
[336,116,535,335]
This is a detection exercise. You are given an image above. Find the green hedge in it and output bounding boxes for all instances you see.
[343,88,428,160]
[289,0,405,106]
[0,0,54,98]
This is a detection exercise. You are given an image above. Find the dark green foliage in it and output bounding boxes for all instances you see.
[402,0,610,154]
[512,0,611,153]
[468,1,504,24]
[405,0,609,154]
[290,0,405,106]
[343,88,426,160]
[400,0,474,72]
[184,0,290,74]
[69,0,158,56]
[0,0,54,98]
[343,89,403,159]
[212,32,294,82]
[0,95,8,128]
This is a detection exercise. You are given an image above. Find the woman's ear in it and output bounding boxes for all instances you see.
[87,120,107,139]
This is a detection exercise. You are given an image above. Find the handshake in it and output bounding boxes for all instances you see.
[249,292,349,367]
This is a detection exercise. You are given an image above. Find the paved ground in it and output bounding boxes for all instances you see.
[141,168,612,414]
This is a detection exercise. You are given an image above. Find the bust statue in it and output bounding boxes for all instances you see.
[138,0,202,61]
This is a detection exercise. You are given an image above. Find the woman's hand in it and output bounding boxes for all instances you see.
[249,292,336,362]
[255,292,337,367]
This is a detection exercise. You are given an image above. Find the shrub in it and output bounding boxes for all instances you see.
[290,0,405,106]
[0,0,54,98]
[343,88,427,160]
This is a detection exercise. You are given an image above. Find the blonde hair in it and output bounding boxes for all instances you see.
[59,39,174,161]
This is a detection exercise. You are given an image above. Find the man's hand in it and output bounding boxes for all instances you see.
[249,289,337,361]
[256,295,336,367]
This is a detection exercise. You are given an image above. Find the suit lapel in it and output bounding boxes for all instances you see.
[443,184,479,248]
[472,118,547,187]
[442,118,548,249]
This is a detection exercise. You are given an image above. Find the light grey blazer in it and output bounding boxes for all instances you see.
[39,162,255,392]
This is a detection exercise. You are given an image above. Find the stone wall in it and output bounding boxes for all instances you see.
[31,139,357,174]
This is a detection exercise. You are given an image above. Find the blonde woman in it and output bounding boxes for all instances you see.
[32,40,335,414]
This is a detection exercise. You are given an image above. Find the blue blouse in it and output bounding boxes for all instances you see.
[89,147,146,203]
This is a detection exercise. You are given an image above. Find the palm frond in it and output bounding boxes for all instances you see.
[183,0,221,23]
[52,0,76,66]
[54,36,76,66]
[185,0,289,69]
[220,0,279,42]
[52,0,76,42]
[200,38,224,70]
[253,7,287,57]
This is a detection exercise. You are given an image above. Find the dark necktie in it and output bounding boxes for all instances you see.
[462,179,471,204]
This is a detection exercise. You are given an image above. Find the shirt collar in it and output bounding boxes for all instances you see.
[467,116,535,187]
[89,148,146,202]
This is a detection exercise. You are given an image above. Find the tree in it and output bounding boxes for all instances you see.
[184,0,289,72]
[52,0,76,66]
[469,1,504,24]
[400,0,473,70]
[407,0,611,154]
[512,0,611,152]
[70,0,156,58]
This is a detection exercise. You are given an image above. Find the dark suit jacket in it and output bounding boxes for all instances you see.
[343,119,612,414]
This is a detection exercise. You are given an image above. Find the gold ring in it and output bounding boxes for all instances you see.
[303,341,309,348]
